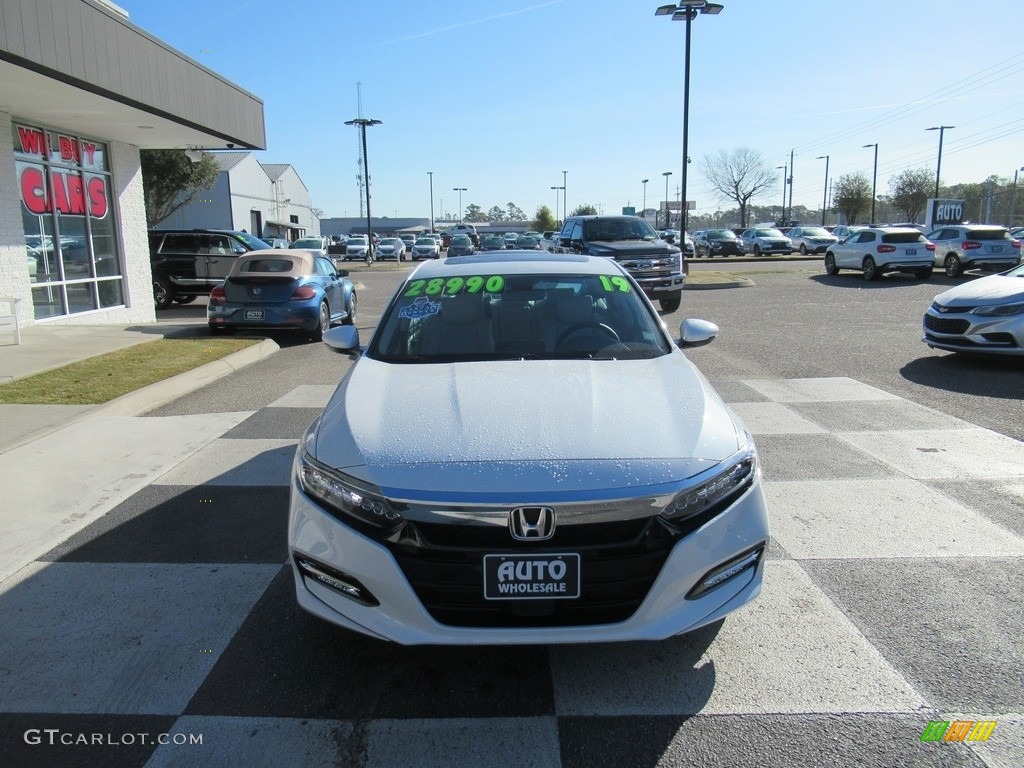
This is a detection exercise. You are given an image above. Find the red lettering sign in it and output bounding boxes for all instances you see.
[58,135,81,163]
[20,166,47,214]
[17,126,46,157]
[18,167,109,218]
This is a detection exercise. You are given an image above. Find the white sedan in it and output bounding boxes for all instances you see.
[289,252,769,644]
[923,263,1024,355]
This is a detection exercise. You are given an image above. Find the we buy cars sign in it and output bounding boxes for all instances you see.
[15,125,109,219]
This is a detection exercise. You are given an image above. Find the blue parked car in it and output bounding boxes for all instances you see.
[207,250,356,341]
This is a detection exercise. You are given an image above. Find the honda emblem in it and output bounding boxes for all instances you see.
[509,506,556,541]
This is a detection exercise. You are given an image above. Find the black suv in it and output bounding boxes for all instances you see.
[553,215,686,312]
[149,229,271,309]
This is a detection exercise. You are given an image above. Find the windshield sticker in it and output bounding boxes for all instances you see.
[598,275,631,293]
[404,275,506,297]
[398,296,442,319]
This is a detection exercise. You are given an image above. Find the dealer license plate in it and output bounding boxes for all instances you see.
[992,246,1003,252]
[483,553,580,600]
[244,309,264,321]
[906,249,916,255]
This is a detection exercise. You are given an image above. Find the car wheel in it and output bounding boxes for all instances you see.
[311,301,329,341]
[799,244,808,255]
[944,254,963,278]
[915,267,933,279]
[862,256,879,281]
[658,294,682,313]
[153,277,174,310]
[343,292,357,325]
[824,252,839,275]
[173,295,197,305]
[753,245,762,257]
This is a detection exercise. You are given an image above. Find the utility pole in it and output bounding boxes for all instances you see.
[355,82,366,218]
[787,148,794,225]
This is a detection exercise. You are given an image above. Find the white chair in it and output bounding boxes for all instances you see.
[0,296,22,345]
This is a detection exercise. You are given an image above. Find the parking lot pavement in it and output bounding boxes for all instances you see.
[1,376,1021,767]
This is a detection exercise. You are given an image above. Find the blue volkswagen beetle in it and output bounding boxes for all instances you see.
[207,250,356,341]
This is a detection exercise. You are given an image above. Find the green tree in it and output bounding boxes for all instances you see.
[888,167,933,222]
[506,202,527,221]
[140,149,220,226]
[464,203,487,222]
[699,147,777,228]
[533,205,557,232]
[569,204,597,216]
[487,205,506,222]
[831,173,873,225]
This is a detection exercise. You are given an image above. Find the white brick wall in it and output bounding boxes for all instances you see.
[0,113,34,327]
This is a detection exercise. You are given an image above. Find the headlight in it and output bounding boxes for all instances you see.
[973,301,1024,317]
[298,452,403,530]
[660,440,757,524]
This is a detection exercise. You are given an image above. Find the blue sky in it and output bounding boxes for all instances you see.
[121,0,1023,222]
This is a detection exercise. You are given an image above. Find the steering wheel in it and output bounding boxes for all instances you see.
[555,322,621,349]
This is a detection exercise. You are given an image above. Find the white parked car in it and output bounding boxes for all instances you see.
[411,236,440,260]
[375,237,407,262]
[830,225,867,242]
[923,262,1024,355]
[824,227,935,280]
[289,252,770,644]
[739,227,793,256]
[290,236,329,258]
[787,226,838,255]
[345,236,369,261]
[925,225,1021,277]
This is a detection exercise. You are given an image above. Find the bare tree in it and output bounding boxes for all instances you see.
[831,173,873,225]
[699,148,777,228]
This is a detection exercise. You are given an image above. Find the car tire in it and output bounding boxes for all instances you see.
[209,324,235,336]
[659,294,682,313]
[862,256,879,281]
[753,245,762,257]
[799,244,808,255]
[824,253,839,275]
[311,301,329,341]
[944,254,963,278]
[153,277,174,310]
[342,292,356,325]
[915,267,933,279]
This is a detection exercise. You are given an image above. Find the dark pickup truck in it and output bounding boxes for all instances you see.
[552,215,686,313]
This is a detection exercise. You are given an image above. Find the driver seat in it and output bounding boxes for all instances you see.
[546,292,594,350]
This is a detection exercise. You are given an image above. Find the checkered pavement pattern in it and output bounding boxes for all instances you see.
[1,377,1021,767]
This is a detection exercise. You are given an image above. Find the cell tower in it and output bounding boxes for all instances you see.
[355,82,366,218]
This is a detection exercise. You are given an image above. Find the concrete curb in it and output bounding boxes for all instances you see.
[1,338,279,452]
[686,274,755,290]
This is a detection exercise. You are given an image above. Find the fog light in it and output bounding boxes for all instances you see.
[686,545,764,600]
[296,556,379,606]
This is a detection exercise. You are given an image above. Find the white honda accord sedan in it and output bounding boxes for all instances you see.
[289,251,770,644]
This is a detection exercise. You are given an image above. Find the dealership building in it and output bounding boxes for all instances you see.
[0,0,265,330]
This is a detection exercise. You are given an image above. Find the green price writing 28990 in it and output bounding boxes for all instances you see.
[404,275,506,297]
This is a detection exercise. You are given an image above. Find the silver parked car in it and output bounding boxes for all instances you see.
[824,226,935,280]
[739,227,793,256]
[925,225,1022,277]
[830,225,867,242]
[289,251,770,644]
[787,226,838,255]
[923,262,1024,355]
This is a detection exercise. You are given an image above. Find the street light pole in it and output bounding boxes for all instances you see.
[787,148,794,225]
[662,171,673,229]
[427,171,435,234]
[642,179,649,221]
[562,171,568,218]
[453,187,467,223]
[775,165,786,225]
[345,117,382,261]
[815,154,829,226]
[863,143,878,224]
[926,125,955,199]
[550,185,564,224]
[657,1,723,237]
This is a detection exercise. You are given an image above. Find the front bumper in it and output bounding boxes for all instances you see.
[633,273,686,298]
[923,309,1024,355]
[288,474,769,645]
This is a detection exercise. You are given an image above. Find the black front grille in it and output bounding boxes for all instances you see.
[384,516,678,628]
[924,314,970,334]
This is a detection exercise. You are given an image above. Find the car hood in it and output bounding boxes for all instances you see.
[586,241,678,259]
[312,354,742,500]
[933,272,1024,306]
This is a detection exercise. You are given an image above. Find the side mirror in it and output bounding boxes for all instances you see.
[337,268,349,277]
[323,325,360,353]
[678,318,719,348]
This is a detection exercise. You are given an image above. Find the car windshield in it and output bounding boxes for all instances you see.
[707,229,735,239]
[967,228,1009,240]
[583,219,658,242]
[292,239,319,248]
[237,232,272,250]
[381,238,400,246]
[516,237,538,246]
[349,237,367,245]
[754,228,784,237]
[801,227,830,237]
[882,232,927,244]
[369,270,673,363]
[415,238,434,245]
[451,236,471,246]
